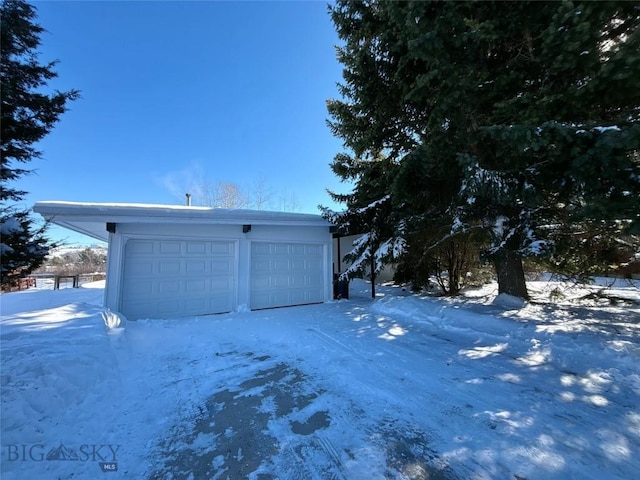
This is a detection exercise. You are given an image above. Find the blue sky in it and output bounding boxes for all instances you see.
[21,0,348,245]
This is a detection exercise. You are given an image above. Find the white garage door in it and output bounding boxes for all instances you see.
[121,239,236,320]
[250,242,324,310]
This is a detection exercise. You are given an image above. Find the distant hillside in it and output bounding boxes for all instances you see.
[37,245,107,275]
[48,244,108,258]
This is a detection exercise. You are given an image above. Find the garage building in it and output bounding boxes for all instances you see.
[33,202,334,320]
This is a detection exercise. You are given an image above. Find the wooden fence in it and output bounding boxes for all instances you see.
[3,273,107,292]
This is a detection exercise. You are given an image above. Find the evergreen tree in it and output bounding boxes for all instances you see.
[1,0,79,287]
[326,0,640,299]
[321,152,403,297]
[0,209,49,284]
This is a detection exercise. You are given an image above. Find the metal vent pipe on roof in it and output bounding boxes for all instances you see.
[186,193,191,206]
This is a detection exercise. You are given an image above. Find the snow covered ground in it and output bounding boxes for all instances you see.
[1,277,639,479]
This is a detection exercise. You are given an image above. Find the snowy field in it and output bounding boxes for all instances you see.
[1,277,639,479]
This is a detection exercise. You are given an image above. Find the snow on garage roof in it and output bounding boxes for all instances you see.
[33,201,332,242]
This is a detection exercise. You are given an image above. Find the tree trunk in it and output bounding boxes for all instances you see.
[370,255,376,299]
[492,250,529,300]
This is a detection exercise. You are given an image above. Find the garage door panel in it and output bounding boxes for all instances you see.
[250,292,270,306]
[289,290,307,304]
[124,303,155,320]
[185,260,207,273]
[308,256,323,267]
[212,242,233,255]
[251,276,270,290]
[211,259,234,274]
[185,297,207,311]
[290,258,305,270]
[290,273,307,287]
[252,259,270,273]
[209,295,233,311]
[290,245,306,255]
[184,278,206,293]
[122,239,236,319]
[210,276,233,290]
[273,259,289,272]
[250,242,324,310]
[128,298,180,315]
[251,243,269,255]
[273,291,292,304]
[186,242,207,255]
[157,300,181,316]
[127,260,154,275]
[159,241,181,254]
[128,241,155,255]
[273,244,289,255]
[159,261,181,274]
[274,273,290,287]
[123,280,153,298]
[311,287,324,299]
[158,279,181,293]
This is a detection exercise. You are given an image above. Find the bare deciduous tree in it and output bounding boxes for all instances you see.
[197,181,249,209]
[278,189,301,212]
[250,176,274,210]
[177,174,301,212]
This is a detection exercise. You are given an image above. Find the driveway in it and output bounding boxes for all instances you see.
[146,345,456,480]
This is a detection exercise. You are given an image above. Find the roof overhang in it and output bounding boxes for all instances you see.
[33,201,332,243]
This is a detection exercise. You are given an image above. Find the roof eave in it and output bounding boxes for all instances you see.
[33,201,332,242]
